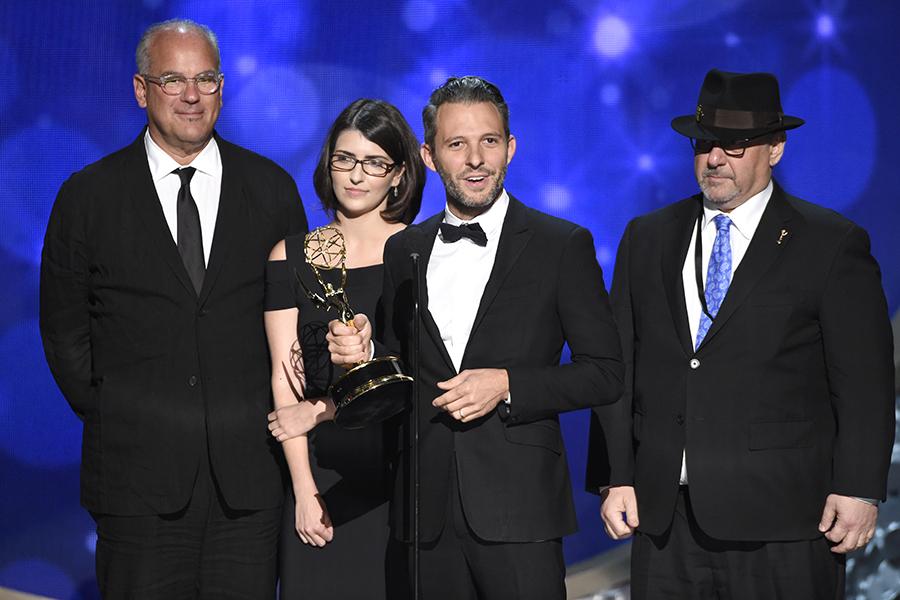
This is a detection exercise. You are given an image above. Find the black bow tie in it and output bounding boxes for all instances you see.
[439,222,487,246]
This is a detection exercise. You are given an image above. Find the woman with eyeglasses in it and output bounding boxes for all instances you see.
[263,99,424,598]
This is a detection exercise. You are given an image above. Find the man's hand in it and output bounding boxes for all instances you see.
[326,314,371,366]
[294,485,334,547]
[267,397,335,442]
[600,486,639,540]
[818,493,878,553]
[434,369,509,423]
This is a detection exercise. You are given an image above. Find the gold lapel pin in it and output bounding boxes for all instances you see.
[777,229,788,245]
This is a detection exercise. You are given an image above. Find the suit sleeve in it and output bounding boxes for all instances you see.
[505,225,623,423]
[586,220,636,491]
[821,224,894,500]
[39,176,93,420]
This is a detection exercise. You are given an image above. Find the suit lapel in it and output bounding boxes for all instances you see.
[698,181,796,348]
[198,136,241,306]
[467,196,532,340]
[126,133,197,298]
[661,197,701,356]
[406,214,456,374]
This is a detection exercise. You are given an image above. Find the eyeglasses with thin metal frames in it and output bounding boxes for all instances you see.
[141,72,223,96]
[329,154,398,178]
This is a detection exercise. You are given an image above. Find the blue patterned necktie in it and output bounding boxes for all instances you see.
[695,214,732,348]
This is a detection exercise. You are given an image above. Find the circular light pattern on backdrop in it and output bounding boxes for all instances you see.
[593,15,632,58]
[404,0,439,32]
[816,13,836,39]
[540,182,573,214]
[220,65,321,160]
[0,320,81,468]
[0,122,101,265]
[600,82,621,106]
[781,67,875,211]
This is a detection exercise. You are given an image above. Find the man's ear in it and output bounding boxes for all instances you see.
[421,144,437,173]
[769,137,785,167]
[133,74,148,108]
[506,135,517,165]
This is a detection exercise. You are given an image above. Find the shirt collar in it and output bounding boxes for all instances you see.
[442,189,510,239]
[144,130,221,183]
[702,179,772,241]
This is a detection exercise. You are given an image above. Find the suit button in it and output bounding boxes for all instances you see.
[675,414,685,425]
[188,375,198,387]
[198,309,208,317]
[689,358,700,369]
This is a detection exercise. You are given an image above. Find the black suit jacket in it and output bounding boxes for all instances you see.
[40,131,308,515]
[587,181,894,541]
[378,196,623,543]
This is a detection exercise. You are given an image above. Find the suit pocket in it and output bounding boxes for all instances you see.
[748,420,814,450]
[503,420,562,455]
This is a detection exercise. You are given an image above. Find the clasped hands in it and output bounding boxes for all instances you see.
[600,486,877,553]
[325,314,510,423]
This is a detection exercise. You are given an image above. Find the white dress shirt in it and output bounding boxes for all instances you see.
[427,190,510,372]
[678,179,773,484]
[144,131,222,266]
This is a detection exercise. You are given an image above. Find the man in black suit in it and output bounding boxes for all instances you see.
[587,69,894,598]
[40,19,307,597]
[327,76,623,599]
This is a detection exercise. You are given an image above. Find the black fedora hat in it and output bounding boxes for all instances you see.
[671,69,804,141]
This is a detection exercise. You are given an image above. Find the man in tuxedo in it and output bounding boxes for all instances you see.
[327,76,623,598]
[40,19,307,597]
[587,69,894,598]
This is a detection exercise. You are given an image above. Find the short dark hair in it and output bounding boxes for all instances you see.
[422,76,510,148]
[313,99,424,225]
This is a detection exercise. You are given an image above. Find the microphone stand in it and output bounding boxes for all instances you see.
[409,252,421,600]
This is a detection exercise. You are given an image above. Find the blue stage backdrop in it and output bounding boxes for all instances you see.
[1,1,898,597]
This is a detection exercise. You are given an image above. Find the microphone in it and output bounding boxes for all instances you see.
[409,251,421,600]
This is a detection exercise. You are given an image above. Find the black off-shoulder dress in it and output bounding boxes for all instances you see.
[265,233,396,599]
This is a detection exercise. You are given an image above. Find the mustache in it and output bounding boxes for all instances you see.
[459,169,495,178]
[701,169,733,179]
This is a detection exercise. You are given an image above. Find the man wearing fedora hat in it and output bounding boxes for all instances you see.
[587,69,894,597]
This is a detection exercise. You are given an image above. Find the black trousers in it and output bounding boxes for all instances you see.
[93,445,281,600]
[631,487,845,600]
[393,458,566,600]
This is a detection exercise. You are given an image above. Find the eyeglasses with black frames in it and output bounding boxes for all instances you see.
[141,72,223,96]
[690,133,775,158]
[330,153,397,177]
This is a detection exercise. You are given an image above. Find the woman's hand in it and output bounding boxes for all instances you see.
[294,485,334,547]
[268,397,336,442]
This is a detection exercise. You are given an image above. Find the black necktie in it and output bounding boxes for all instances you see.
[439,222,487,246]
[175,167,205,295]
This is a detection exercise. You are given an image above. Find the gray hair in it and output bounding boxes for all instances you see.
[135,18,220,74]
